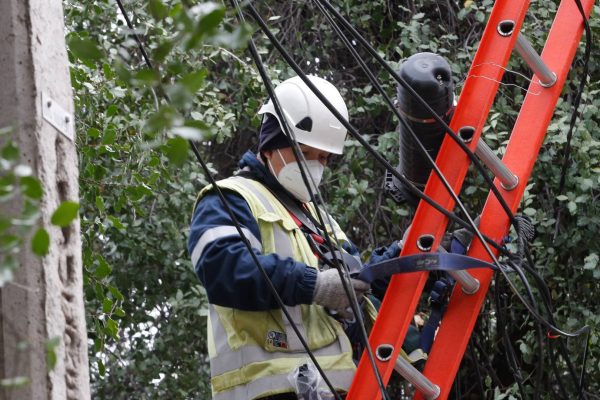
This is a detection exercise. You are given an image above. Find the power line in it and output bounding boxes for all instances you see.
[113,0,344,397]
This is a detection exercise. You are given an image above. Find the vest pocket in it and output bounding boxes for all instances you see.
[217,306,339,354]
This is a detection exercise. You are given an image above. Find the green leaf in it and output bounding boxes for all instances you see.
[148,0,169,20]
[46,337,61,371]
[106,105,119,117]
[105,318,120,339]
[31,228,50,256]
[67,35,104,62]
[95,196,105,212]
[180,69,207,93]
[134,69,160,84]
[0,234,19,251]
[108,215,126,231]
[102,298,113,314]
[101,128,117,145]
[0,218,10,232]
[50,201,79,227]
[20,176,43,200]
[95,256,112,279]
[0,376,31,388]
[1,141,19,161]
[165,137,189,166]
[87,127,101,139]
[186,4,225,49]
[97,359,106,377]
[108,285,125,302]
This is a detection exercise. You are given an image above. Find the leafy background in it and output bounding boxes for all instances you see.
[61,0,599,398]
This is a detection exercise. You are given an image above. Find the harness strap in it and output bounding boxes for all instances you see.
[357,252,504,284]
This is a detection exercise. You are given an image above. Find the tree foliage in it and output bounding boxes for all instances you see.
[64,0,599,398]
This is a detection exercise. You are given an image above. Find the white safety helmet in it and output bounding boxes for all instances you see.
[258,75,349,155]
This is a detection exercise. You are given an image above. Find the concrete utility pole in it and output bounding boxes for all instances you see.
[0,0,90,399]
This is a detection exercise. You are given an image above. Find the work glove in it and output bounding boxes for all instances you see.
[313,269,370,320]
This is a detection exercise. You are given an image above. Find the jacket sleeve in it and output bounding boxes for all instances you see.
[188,190,317,311]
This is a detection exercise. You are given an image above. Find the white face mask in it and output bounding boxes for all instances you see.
[269,149,325,203]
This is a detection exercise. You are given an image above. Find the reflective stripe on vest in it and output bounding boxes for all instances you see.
[209,304,352,376]
[190,226,262,267]
[212,369,354,400]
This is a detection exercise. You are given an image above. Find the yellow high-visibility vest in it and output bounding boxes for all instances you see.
[195,176,356,400]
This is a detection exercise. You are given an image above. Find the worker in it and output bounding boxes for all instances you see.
[188,75,401,400]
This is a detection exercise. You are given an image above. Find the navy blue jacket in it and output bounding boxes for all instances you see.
[188,151,400,311]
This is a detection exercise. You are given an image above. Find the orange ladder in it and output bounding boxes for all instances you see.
[347,0,594,398]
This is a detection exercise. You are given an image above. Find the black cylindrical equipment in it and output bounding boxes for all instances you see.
[386,52,455,206]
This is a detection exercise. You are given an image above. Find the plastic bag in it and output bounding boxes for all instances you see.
[287,362,336,400]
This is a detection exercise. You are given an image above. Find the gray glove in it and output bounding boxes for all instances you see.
[313,269,370,319]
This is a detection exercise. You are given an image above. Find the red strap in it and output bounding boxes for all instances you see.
[288,211,325,256]
[288,211,303,227]
[547,331,561,340]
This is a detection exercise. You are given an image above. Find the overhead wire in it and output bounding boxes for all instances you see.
[246,0,591,340]
[243,4,586,397]
[315,0,594,370]
[554,0,593,203]
[228,1,391,398]
[117,0,592,396]
[113,0,343,397]
[311,7,551,394]
[314,0,522,232]
[304,0,593,396]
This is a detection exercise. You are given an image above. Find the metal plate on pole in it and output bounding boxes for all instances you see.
[42,91,74,141]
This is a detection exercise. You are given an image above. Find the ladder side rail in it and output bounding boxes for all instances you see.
[347,1,531,398]
[416,1,595,398]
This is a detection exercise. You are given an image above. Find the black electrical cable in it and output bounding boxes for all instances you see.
[245,0,592,343]
[467,339,487,399]
[315,0,486,258]
[549,339,570,399]
[554,0,592,203]
[497,230,589,398]
[494,276,527,399]
[505,261,545,400]
[228,2,390,399]
[114,1,153,68]
[522,246,590,399]
[311,3,591,367]
[113,1,343,397]
[242,14,594,400]
[314,0,521,231]
[312,15,556,390]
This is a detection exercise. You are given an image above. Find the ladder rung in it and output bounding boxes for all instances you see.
[394,355,440,400]
[514,34,557,87]
[448,270,480,294]
[475,139,519,190]
[437,248,481,294]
